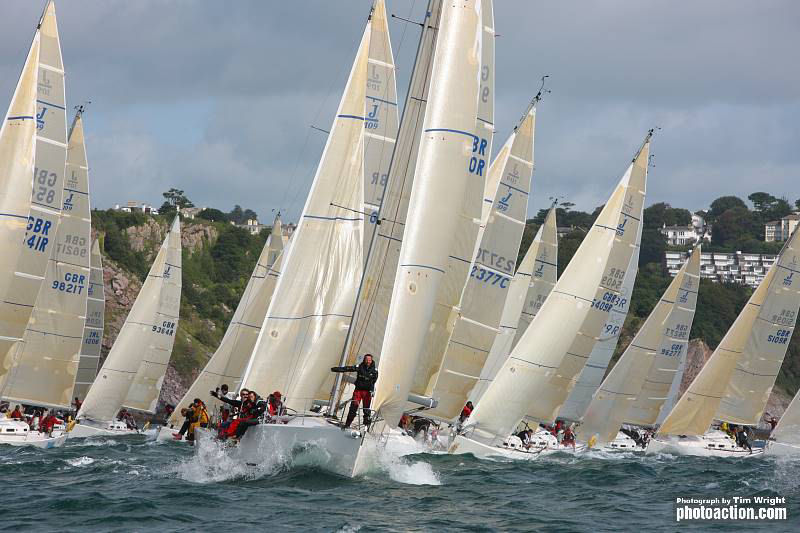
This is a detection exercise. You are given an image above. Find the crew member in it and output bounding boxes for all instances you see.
[9,405,23,420]
[459,401,474,424]
[331,353,378,429]
[187,399,209,442]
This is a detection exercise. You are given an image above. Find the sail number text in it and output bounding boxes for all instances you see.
[768,329,791,344]
[25,216,52,252]
[33,167,58,206]
[470,265,509,288]
[57,234,88,257]
[153,321,176,336]
[469,137,488,177]
[592,291,625,312]
[51,272,86,294]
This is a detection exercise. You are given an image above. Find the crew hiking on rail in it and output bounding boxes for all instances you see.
[331,353,378,429]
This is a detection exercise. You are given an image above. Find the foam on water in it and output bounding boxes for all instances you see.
[65,456,94,467]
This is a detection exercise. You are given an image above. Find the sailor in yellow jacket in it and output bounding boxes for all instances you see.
[187,399,209,442]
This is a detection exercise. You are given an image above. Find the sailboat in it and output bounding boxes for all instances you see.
[159,215,285,441]
[647,228,800,457]
[449,132,650,461]
[72,237,105,401]
[0,108,89,449]
[230,0,484,477]
[470,206,558,405]
[0,1,67,395]
[766,387,800,456]
[577,245,701,451]
[71,217,182,438]
[424,97,535,423]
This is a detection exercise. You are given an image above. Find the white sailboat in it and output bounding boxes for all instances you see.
[0,1,67,388]
[577,245,701,450]
[450,132,650,460]
[71,217,182,438]
[72,237,105,401]
[159,215,285,440]
[425,98,535,421]
[471,207,558,404]
[648,228,800,457]
[766,387,800,456]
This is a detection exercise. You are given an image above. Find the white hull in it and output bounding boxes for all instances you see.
[765,440,800,457]
[600,431,643,452]
[69,420,142,439]
[0,419,67,449]
[646,430,764,457]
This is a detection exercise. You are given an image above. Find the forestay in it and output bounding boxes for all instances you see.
[78,218,181,422]
[169,216,284,427]
[0,2,67,371]
[659,228,800,435]
[73,238,105,401]
[471,207,558,404]
[372,0,483,428]
[558,234,640,422]
[578,246,701,447]
[427,101,534,420]
[1,112,92,410]
[465,135,649,443]
[241,8,373,411]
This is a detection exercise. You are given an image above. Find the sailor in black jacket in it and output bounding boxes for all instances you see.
[331,354,378,428]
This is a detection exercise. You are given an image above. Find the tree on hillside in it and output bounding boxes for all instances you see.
[228,205,259,225]
[160,188,194,214]
[708,196,747,221]
[795,198,800,211]
[748,192,793,222]
[643,202,692,229]
[198,208,229,222]
[748,192,776,213]
[711,206,760,248]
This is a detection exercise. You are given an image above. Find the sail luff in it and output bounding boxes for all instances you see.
[168,217,284,427]
[372,0,483,428]
[771,387,800,448]
[465,137,649,443]
[78,218,180,422]
[477,0,496,223]
[73,237,105,401]
[241,15,371,410]
[658,228,800,435]
[577,246,701,446]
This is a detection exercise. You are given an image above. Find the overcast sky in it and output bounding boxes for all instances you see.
[2,1,798,222]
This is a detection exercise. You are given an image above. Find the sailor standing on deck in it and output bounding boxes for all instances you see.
[331,354,378,429]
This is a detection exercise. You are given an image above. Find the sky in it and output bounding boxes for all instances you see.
[1,0,798,223]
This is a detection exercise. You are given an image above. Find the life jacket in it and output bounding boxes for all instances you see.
[197,406,209,425]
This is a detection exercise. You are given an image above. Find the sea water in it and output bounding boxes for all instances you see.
[1,436,798,531]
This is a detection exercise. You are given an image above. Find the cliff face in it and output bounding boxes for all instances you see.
[125,218,219,260]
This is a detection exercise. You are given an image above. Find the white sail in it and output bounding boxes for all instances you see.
[1,112,91,409]
[78,218,181,422]
[73,237,105,401]
[372,0,483,427]
[341,1,443,375]
[558,234,640,422]
[168,216,284,427]
[659,229,800,435]
[464,135,649,443]
[122,218,182,413]
[241,10,372,411]
[578,246,701,447]
[362,0,399,251]
[771,388,800,448]
[655,338,688,426]
[472,207,558,403]
[477,0,496,223]
[427,101,533,420]
[0,2,67,370]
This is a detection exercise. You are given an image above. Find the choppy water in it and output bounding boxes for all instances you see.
[1,435,798,532]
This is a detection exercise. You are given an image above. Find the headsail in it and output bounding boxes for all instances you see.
[464,134,649,443]
[73,237,105,401]
[471,207,558,404]
[578,246,701,447]
[168,216,284,427]
[426,99,534,420]
[241,6,373,410]
[78,218,181,422]
[372,0,484,428]
[658,228,800,435]
[0,2,67,371]
[558,234,640,422]
[1,111,91,409]
[770,388,800,449]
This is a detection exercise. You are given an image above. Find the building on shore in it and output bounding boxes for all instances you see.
[765,213,800,242]
[113,201,158,215]
[665,250,777,288]
[661,213,712,246]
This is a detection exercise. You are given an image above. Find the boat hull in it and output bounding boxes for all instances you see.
[601,431,643,452]
[646,430,764,458]
[69,421,141,439]
[0,419,67,449]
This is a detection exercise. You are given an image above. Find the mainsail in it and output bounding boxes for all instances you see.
[73,237,105,401]
[168,216,284,427]
[471,207,558,403]
[0,1,67,372]
[658,229,800,435]
[558,234,640,422]
[372,0,483,427]
[1,111,91,410]
[78,218,182,422]
[464,134,649,443]
[578,246,701,447]
[241,4,382,411]
[426,100,534,420]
